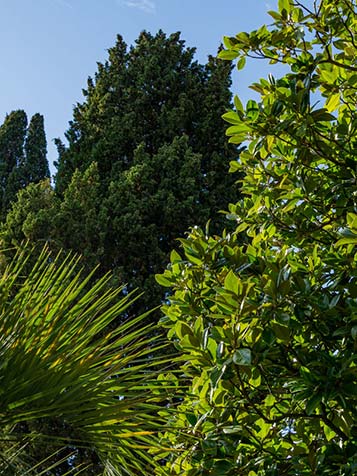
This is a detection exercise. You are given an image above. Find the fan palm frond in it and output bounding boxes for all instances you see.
[0,245,172,474]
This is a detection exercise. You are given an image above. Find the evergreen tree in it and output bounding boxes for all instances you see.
[24,113,50,183]
[55,162,106,267]
[0,110,27,215]
[0,111,50,218]
[55,30,237,197]
[0,110,27,176]
[7,31,240,315]
[4,179,58,247]
[103,137,204,306]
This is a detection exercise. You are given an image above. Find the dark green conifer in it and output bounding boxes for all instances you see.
[55,31,236,195]
[0,110,50,218]
[24,113,50,183]
[7,31,241,315]
[0,110,28,214]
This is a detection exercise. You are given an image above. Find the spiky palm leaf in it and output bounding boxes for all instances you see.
[0,246,171,475]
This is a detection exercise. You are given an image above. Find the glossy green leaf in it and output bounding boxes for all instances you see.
[278,0,291,14]
[233,348,252,366]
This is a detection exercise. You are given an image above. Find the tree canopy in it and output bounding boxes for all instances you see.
[0,110,49,218]
[54,31,235,195]
[157,1,357,474]
[4,3,357,474]
[24,113,50,184]
[4,31,240,315]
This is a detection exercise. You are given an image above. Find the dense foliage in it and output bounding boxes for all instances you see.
[0,111,49,218]
[3,31,239,315]
[24,113,50,184]
[157,1,357,474]
[0,246,171,475]
[5,3,357,474]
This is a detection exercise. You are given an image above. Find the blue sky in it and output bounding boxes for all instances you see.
[0,0,277,173]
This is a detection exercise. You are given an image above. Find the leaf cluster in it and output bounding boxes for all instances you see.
[157,1,357,474]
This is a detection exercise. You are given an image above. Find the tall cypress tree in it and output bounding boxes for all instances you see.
[53,31,240,309]
[0,110,50,218]
[24,113,50,183]
[0,110,27,216]
[6,31,241,314]
[0,110,27,175]
[55,31,236,194]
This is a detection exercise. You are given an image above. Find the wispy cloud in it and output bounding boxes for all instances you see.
[119,0,156,14]
[52,0,74,9]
